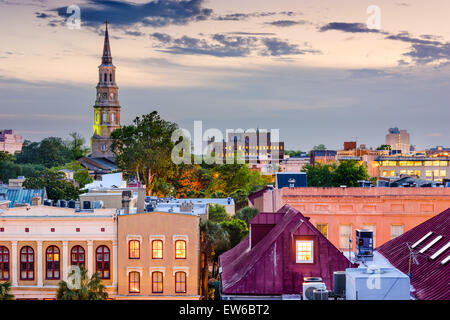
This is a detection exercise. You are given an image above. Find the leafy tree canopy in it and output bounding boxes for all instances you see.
[303,160,370,187]
[312,144,327,150]
[234,206,259,226]
[23,170,81,201]
[208,204,230,223]
[56,266,108,300]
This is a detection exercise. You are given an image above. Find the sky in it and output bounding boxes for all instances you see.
[0,0,450,151]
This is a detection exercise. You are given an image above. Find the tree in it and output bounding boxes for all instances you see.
[220,219,248,248]
[377,144,391,151]
[0,151,15,162]
[312,144,326,150]
[228,189,248,211]
[208,204,230,223]
[111,111,178,195]
[234,207,259,226]
[16,137,72,168]
[285,150,306,157]
[50,161,93,189]
[302,163,335,187]
[0,160,44,184]
[0,281,14,300]
[332,160,370,187]
[200,220,230,299]
[67,132,89,160]
[56,266,108,300]
[23,170,81,200]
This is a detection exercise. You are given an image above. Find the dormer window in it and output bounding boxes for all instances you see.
[295,240,314,263]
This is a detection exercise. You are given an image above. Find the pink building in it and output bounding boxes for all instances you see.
[219,205,352,298]
[249,187,450,251]
[0,130,22,154]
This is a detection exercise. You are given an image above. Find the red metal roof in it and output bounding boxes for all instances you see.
[377,208,450,300]
[220,205,352,296]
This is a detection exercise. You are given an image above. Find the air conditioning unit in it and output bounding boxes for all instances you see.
[302,281,326,300]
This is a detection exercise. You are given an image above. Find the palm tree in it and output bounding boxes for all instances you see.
[56,266,108,300]
[0,281,14,300]
[200,220,230,299]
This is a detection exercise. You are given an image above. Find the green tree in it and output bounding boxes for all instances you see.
[56,266,108,300]
[234,207,259,226]
[111,111,178,195]
[302,163,335,187]
[23,170,81,200]
[208,204,230,223]
[377,144,391,150]
[67,132,89,160]
[332,160,370,187]
[16,137,72,168]
[0,281,14,300]
[0,161,45,183]
[50,161,93,189]
[229,189,248,211]
[220,219,248,248]
[0,151,15,162]
[312,144,326,150]
[285,150,306,157]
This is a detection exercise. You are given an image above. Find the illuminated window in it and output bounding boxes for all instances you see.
[389,170,395,177]
[152,240,163,259]
[129,271,140,293]
[400,170,407,175]
[424,161,433,166]
[426,170,432,177]
[71,245,85,267]
[382,170,388,177]
[440,161,448,166]
[316,224,328,238]
[434,170,439,177]
[433,161,440,166]
[175,271,187,293]
[46,245,60,280]
[175,240,186,259]
[20,246,34,280]
[415,170,421,177]
[0,246,9,280]
[440,170,446,177]
[295,240,314,263]
[152,271,163,293]
[407,170,414,175]
[96,245,110,279]
[391,225,404,240]
[128,240,140,259]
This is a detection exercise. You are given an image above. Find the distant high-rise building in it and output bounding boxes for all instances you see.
[385,127,410,155]
[0,129,22,154]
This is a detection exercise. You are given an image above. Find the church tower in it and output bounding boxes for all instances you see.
[91,21,121,159]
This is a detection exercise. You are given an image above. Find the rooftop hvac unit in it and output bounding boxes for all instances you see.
[333,271,346,297]
[82,201,91,210]
[57,200,67,208]
[302,278,326,300]
[356,229,374,261]
[92,200,104,209]
[313,288,329,300]
[67,200,76,209]
[43,199,53,206]
[345,267,410,300]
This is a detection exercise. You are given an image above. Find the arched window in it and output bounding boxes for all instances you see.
[102,112,107,123]
[152,271,163,293]
[46,245,60,280]
[0,246,9,280]
[175,271,186,293]
[152,240,163,259]
[129,271,140,293]
[96,245,110,279]
[104,73,107,82]
[175,240,186,259]
[110,73,113,82]
[20,246,34,280]
[71,246,85,267]
[111,112,115,123]
[128,240,140,259]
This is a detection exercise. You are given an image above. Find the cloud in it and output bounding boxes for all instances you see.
[150,33,320,57]
[46,0,212,28]
[214,11,296,21]
[319,22,380,33]
[265,20,307,27]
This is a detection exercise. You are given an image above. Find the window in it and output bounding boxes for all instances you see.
[109,73,113,82]
[129,272,140,293]
[152,271,163,293]
[101,144,107,152]
[175,271,186,293]
[102,113,107,123]
[20,246,34,280]
[175,240,186,259]
[339,224,352,250]
[46,245,60,280]
[316,224,328,238]
[0,246,9,280]
[391,225,404,240]
[129,240,140,259]
[152,240,163,259]
[111,112,115,123]
[71,246,85,267]
[96,246,110,279]
[295,240,314,263]
[104,73,107,82]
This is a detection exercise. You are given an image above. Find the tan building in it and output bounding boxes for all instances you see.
[0,130,22,154]
[385,127,410,155]
[116,211,201,300]
[0,205,117,299]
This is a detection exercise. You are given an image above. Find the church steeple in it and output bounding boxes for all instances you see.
[102,20,112,65]
[90,20,121,160]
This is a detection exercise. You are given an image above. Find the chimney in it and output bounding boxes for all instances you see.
[31,196,42,206]
[137,187,145,213]
[122,190,132,215]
